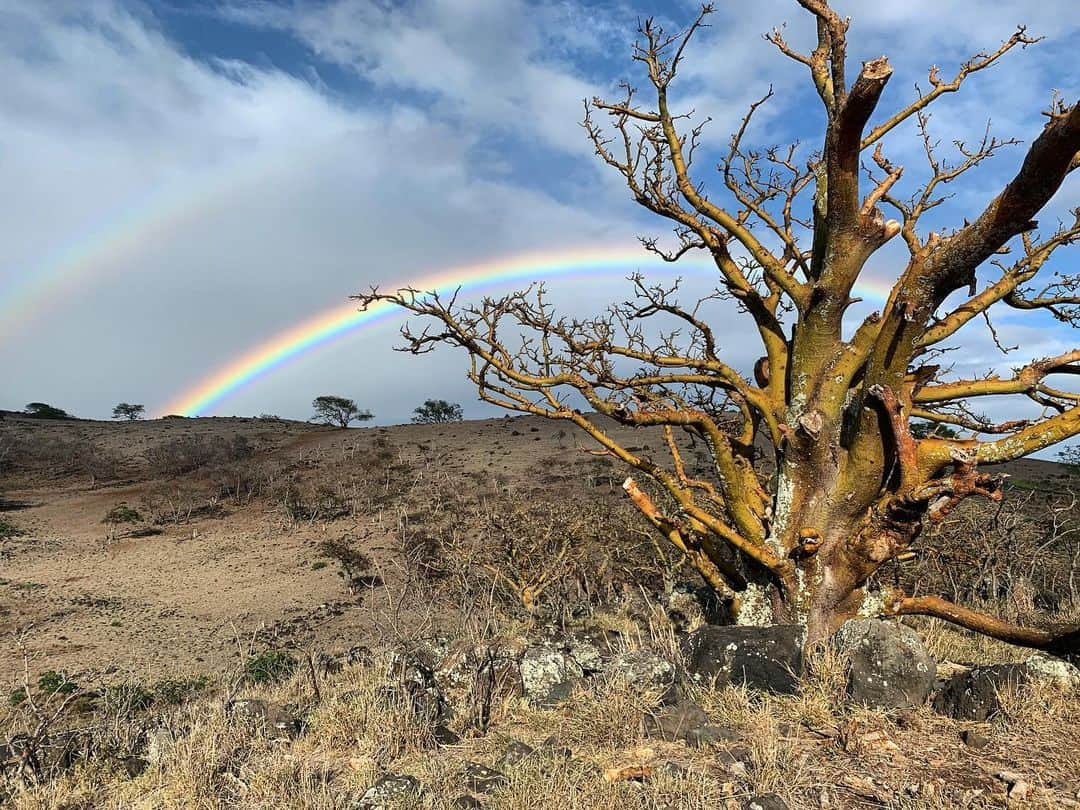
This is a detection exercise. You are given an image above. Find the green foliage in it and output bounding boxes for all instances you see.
[24,402,70,419]
[244,650,297,685]
[102,502,142,525]
[112,402,145,421]
[153,675,210,705]
[311,395,372,428]
[37,670,78,696]
[102,682,155,711]
[411,399,464,424]
[910,420,959,439]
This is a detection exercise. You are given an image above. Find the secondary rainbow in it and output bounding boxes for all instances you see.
[160,246,896,417]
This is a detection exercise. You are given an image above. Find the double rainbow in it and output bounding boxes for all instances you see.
[159,246,896,417]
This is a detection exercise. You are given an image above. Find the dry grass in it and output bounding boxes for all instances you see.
[4,626,1076,810]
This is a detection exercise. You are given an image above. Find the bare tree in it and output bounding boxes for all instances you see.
[359,3,1080,651]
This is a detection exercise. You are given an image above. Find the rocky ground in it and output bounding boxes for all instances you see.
[1,413,1078,808]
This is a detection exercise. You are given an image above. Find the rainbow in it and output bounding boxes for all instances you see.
[159,246,896,417]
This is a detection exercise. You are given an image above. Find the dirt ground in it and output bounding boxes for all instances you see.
[0,413,644,685]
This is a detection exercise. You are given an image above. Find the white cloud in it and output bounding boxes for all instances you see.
[1,0,1076,429]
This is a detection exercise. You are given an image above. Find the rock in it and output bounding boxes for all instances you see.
[960,728,990,749]
[932,664,1027,721]
[433,724,461,746]
[461,762,508,794]
[716,745,753,766]
[834,619,936,709]
[682,625,803,694]
[390,654,451,726]
[744,794,789,810]
[435,640,522,696]
[645,700,740,748]
[520,644,585,705]
[1025,652,1080,687]
[144,727,173,764]
[608,649,677,691]
[357,774,421,809]
[122,755,148,778]
[229,699,301,739]
[321,645,372,673]
[540,736,572,760]
[497,740,536,768]
[662,582,729,632]
[995,771,1031,801]
[564,635,606,673]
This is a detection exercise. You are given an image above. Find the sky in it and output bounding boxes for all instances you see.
[1,0,1078,429]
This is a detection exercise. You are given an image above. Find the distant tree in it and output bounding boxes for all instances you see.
[24,402,69,419]
[112,402,145,421]
[411,399,464,424]
[1058,445,1080,475]
[311,395,372,429]
[910,421,959,439]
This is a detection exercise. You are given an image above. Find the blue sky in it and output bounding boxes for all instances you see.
[1,0,1077,430]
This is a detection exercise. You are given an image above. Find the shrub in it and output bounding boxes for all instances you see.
[244,650,297,685]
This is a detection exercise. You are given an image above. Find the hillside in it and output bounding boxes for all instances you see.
[1,413,1078,809]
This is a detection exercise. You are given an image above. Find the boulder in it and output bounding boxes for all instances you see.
[1025,652,1080,687]
[834,619,936,709]
[461,762,508,794]
[661,582,729,632]
[644,699,740,748]
[607,649,676,691]
[682,625,803,694]
[932,664,1027,721]
[497,740,536,768]
[357,774,421,809]
[520,644,585,705]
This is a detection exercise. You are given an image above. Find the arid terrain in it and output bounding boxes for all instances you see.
[1,413,1078,809]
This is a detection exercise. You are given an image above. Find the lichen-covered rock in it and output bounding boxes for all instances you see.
[497,740,536,768]
[661,582,729,632]
[519,644,585,705]
[228,699,301,740]
[357,774,421,809]
[834,618,936,709]
[682,625,803,694]
[461,762,508,794]
[608,649,676,691]
[932,664,1027,721]
[1025,652,1080,687]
